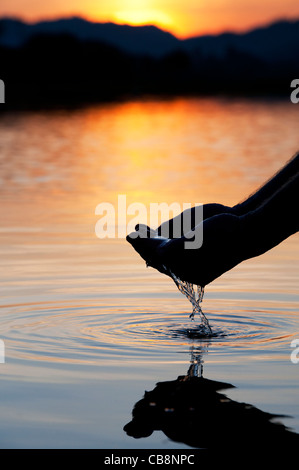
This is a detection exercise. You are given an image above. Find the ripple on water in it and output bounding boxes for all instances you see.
[1,299,299,364]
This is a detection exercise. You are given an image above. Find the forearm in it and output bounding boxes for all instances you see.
[241,173,299,260]
[234,152,299,215]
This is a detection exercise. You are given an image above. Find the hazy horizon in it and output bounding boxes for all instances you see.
[1,12,299,40]
[1,0,299,38]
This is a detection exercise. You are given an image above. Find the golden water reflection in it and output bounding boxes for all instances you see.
[1,97,299,236]
[0,98,299,448]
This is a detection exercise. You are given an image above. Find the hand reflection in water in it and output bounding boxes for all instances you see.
[124,344,299,452]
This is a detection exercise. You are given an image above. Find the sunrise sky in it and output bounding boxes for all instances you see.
[1,0,299,38]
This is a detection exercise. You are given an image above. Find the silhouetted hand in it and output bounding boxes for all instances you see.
[127,153,299,286]
[126,204,248,286]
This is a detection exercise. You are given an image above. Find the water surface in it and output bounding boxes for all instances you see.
[0,97,299,449]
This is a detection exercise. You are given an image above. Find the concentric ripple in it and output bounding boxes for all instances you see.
[1,299,299,364]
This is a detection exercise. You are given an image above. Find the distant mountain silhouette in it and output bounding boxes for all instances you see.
[1,16,298,107]
[184,19,299,64]
[0,17,180,58]
[1,16,298,61]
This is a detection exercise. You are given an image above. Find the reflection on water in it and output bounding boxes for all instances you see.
[124,346,299,451]
[0,97,298,448]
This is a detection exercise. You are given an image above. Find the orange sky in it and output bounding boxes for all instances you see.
[1,0,299,37]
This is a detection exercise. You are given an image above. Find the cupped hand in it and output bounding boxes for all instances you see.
[126,205,248,287]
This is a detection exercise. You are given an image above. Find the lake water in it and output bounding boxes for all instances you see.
[0,97,299,449]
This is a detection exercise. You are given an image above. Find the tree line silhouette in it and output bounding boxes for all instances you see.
[1,32,298,108]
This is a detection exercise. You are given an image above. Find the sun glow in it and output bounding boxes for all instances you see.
[112,8,174,30]
[2,0,299,39]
